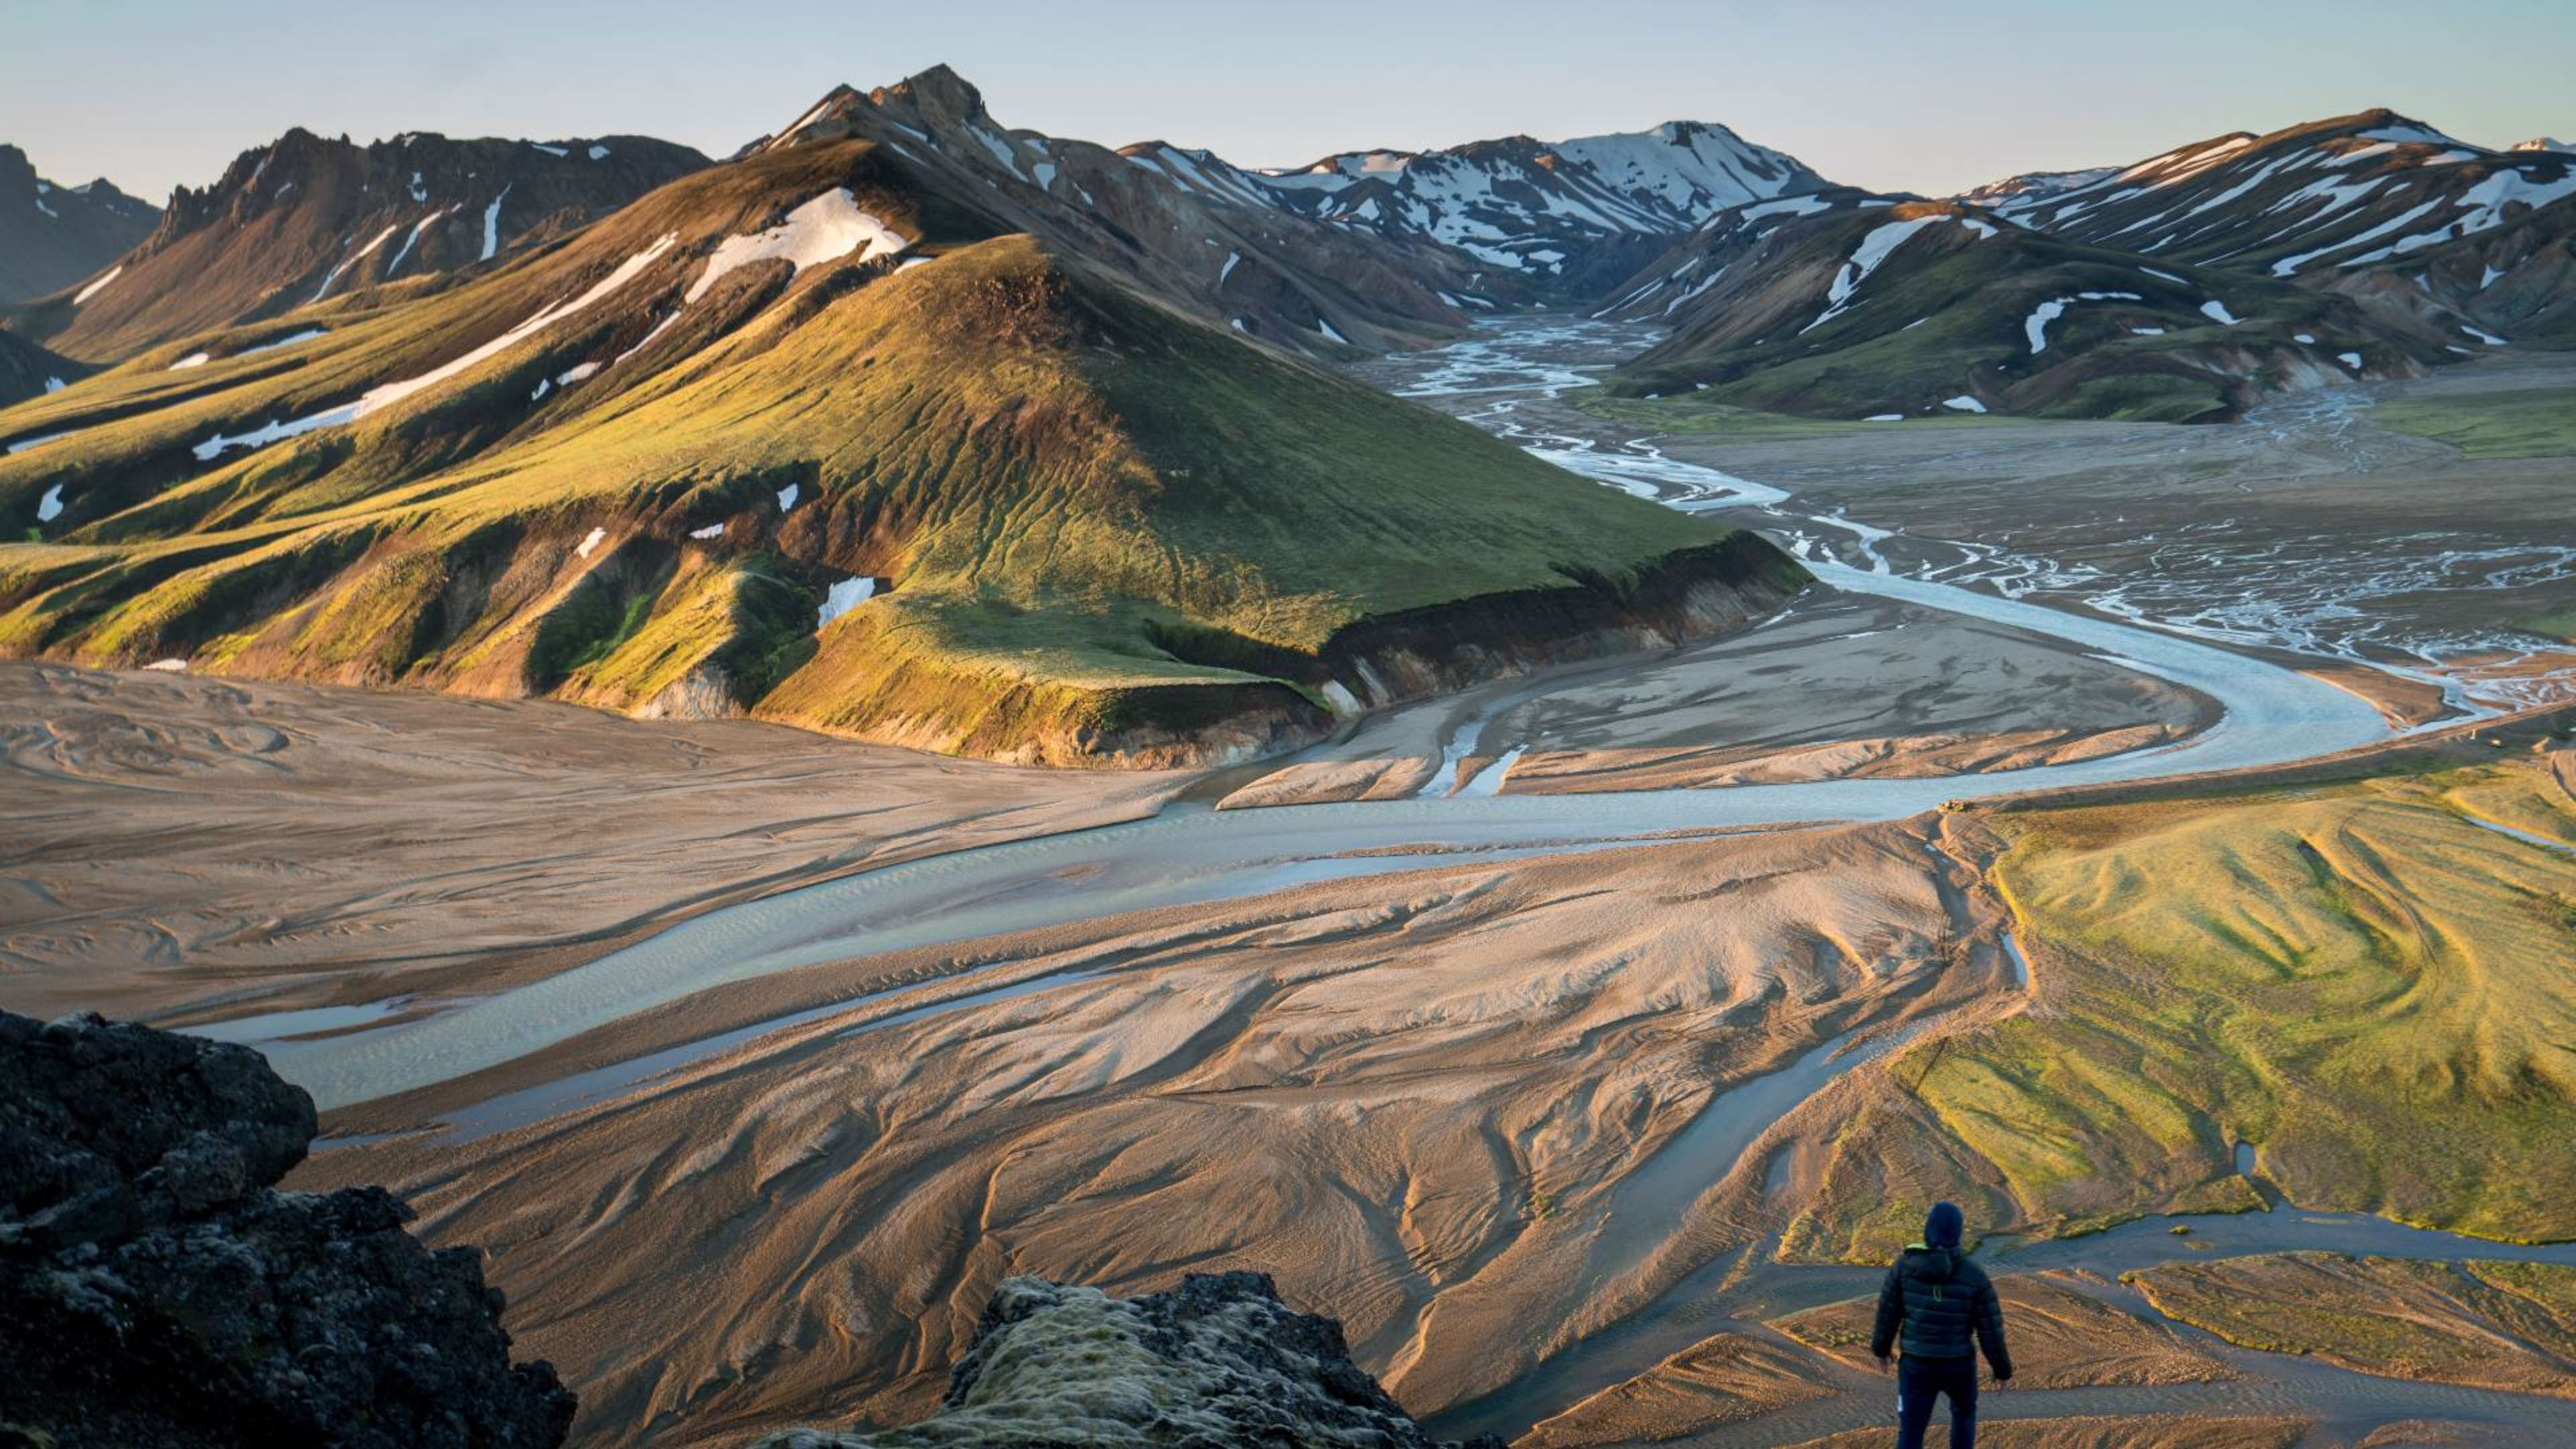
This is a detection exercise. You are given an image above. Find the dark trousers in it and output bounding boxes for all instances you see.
[1895,1353,1978,1448]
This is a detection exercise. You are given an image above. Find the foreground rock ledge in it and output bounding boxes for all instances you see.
[761,1272,1501,1449]
[0,1010,574,1449]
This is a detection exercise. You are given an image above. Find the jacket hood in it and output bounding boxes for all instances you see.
[1900,1244,1960,1281]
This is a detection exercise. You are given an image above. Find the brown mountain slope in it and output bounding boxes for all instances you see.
[13,127,709,362]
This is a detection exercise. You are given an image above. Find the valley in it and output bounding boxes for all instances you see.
[7,43,2576,1449]
[23,317,2534,1446]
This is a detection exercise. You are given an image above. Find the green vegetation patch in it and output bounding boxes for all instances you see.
[2374,385,2576,459]
[1789,759,2576,1261]
[2131,1253,2576,1397]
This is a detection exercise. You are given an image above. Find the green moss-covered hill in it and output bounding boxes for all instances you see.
[0,136,1803,766]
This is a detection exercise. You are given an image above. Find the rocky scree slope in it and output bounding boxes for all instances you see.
[0,109,1806,767]
[9,125,709,363]
[1602,197,2436,421]
[758,1272,1500,1449]
[0,142,158,303]
[0,1009,573,1449]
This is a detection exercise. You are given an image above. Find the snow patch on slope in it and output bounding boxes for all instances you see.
[482,183,512,261]
[817,576,878,625]
[685,189,906,303]
[73,266,123,305]
[1801,215,1943,334]
[196,235,678,462]
[311,224,401,302]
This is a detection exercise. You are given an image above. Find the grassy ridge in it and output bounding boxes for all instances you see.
[1790,757,2576,1259]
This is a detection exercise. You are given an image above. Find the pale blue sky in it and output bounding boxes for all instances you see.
[5,0,2569,201]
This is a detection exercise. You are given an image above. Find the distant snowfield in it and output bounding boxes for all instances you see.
[685,188,907,303]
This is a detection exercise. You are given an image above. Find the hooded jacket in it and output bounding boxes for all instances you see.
[1870,1242,2012,1376]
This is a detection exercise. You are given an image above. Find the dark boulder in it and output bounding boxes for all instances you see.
[0,1010,574,1449]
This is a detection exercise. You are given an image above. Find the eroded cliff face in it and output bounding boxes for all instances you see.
[0,1010,574,1449]
[1065,534,1811,771]
[758,1273,1501,1449]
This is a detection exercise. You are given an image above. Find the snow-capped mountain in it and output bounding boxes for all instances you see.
[1955,166,2118,210]
[1594,194,2428,422]
[0,144,157,303]
[17,128,710,362]
[1993,110,2576,280]
[2511,136,2573,154]
[747,70,1839,320]
[1257,121,1833,295]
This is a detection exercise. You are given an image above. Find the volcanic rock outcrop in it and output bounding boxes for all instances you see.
[758,1272,1501,1449]
[0,1009,574,1449]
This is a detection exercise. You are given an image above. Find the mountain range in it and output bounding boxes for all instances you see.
[0,70,1803,766]
[6,127,710,363]
[0,144,156,305]
[1985,109,2576,345]
[2,68,2570,759]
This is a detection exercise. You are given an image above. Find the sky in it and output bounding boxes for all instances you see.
[5,0,2571,201]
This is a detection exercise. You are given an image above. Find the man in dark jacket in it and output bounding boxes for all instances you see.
[1870,1201,2012,1448]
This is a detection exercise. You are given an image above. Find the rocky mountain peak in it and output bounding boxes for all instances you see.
[869,62,993,128]
[0,142,162,303]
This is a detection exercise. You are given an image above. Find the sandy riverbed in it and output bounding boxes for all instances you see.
[1220,591,2214,808]
[0,661,1184,1024]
